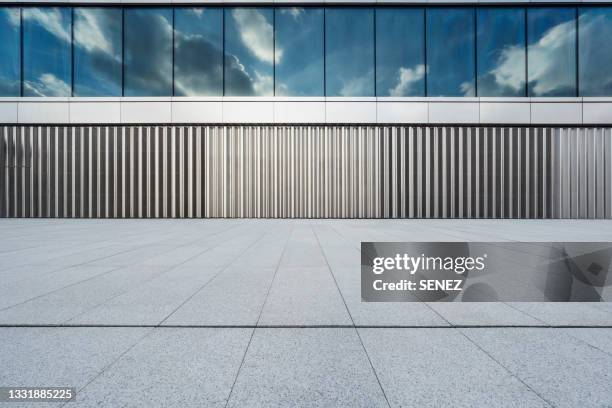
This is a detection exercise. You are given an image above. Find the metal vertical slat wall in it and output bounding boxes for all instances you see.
[0,125,610,219]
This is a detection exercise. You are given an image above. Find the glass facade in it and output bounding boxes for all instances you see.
[477,8,526,97]
[579,7,612,96]
[225,8,274,96]
[23,7,71,97]
[124,8,173,97]
[174,8,223,96]
[275,7,324,96]
[0,8,20,96]
[528,8,576,97]
[0,6,608,97]
[427,8,475,97]
[74,8,122,97]
[376,8,425,97]
[325,8,374,97]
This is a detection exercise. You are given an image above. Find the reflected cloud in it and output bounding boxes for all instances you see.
[24,73,70,97]
[340,72,374,97]
[579,12,612,95]
[124,10,172,96]
[252,71,273,95]
[389,65,426,97]
[280,8,305,20]
[528,18,575,96]
[23,8,70,43]
[225,54,256,96]
[232,9,280,65]
[190,8,204,18]
[4,8,20,27]
[73,9,122,96]
[174,31,226,96]
[174,8,264,96]
[74,9,118,58]
[475,18,577,96]
[476,45,525,96]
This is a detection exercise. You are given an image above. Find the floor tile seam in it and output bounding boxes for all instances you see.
[155,226,278,327]
[455,326,557,408]
[502,303,551,326]
[75,221,251,268]
[0,222,253,317]
[63,223,267,325]
[65,222,268,326]
[562,329,612,358]
[58,327,156,408]
[1,324,612,329]
[312,225,392,408]
[223,223,295,408]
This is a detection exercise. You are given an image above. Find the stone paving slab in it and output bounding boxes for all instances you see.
[506,303,612,326]
[426,303,545,326]
[460,328,612,408]
[0,265,171,325]
[227,328,388,408]
[0,327,150,408]
[358,328,550,408]
[259,266,352,326]
[162,266,276,326]
[74,328,251,408]
[329,267,451,326]
[0,265,119,311]
[69,265,221,325]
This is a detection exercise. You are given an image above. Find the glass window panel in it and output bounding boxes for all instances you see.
[325,8,374,97]
[426,8,475,97]
[527,8,576,97]
[73,8,122,97]
[0,8,20,96]
[23,7,71,97]
[579,7,612,96]
[476,8,526,97]
[225,8,274,96]
[174,8,223,96]
[376,8,425,97]
[124,8,173,97]
[275,7,324,96]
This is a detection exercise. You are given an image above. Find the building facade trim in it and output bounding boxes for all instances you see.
[1,97,612,125]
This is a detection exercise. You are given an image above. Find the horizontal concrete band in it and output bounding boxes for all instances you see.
[1,125,610,219]
[0,98,611,125]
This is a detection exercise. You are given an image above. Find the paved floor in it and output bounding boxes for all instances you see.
[0,219,611,407]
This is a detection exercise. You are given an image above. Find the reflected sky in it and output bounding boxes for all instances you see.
[426,8,475,97]
[0,8,20,96]
[73,8,122,97]
[376,8,425,97]
[124,8,172,97]
[528,8,576,97]
[4,6,608,98]
[174,8,223,96]
[326,8,374,97]
[477,8,526,97]
[23,7,71,97]
[275,8,324,96]
[579,8,612,96]
[225,8,274,96]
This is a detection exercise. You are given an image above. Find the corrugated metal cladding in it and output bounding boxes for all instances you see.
[0,126,610,219]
